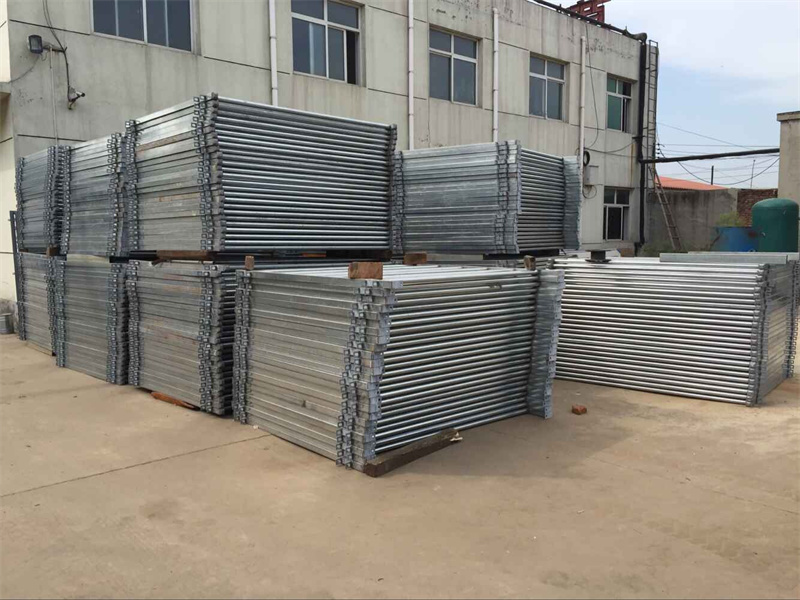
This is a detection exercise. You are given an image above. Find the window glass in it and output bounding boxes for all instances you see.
[454,35,476,58]
[167,0,191,50]
[146,0,167,46]
[616,190,630,205]
[547,61,564,80]
[529,77,545,117]
[622,81,632,97]
[93,0,116,35]
[328,28,345,80]
[546,81,562,120]
[429,53,451,100]
[309,21,326,76]
[604,188,616,204]
[606,206,623,239]
[530,56,546,75]
[328,1,358,28]
[453,59,476,104]
[429,29,451,52]
[118,0,145,40]
[345,31,358,84]
[292,0,324,19]
[292,18,311,73]
[607,76,617,93]
[607,95,622,130]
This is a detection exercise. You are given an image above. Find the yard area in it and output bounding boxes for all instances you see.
[0,334,798,599]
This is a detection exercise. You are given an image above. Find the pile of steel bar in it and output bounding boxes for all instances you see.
[17,253,60,354]
[52,256,128,383]
[391,142,580,255]
[62,135,126,257]
[391,142,521,254]
[126,260,237,414]
[234,264,559,471]
[528,268,565,419]
[123,93,397,253]
[15,146,70,252]
[550,255,799,405]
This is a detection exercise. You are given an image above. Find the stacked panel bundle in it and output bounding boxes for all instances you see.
[52,256,128,383]
[234,265,559,471]
[550,255,800,405]
[123,93,397,253]
[527,269,565,419]
[15,146,70,252]
[17,253,60,354]
[126,261,236,414]
[62,135,126,256]
[391,142,579,255]
[391,142,521,254]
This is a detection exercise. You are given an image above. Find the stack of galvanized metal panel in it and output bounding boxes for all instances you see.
[391,142,521,254]
[391,142,579,255]
[15,146,70,252]
[123,93,397,253]
[52,256,127,383]
[126,260,236,414]
[550,254,799,405]
[528,268,565,419]
[17,253,60,354]
[62,135,126,257]
[234,264,559,471]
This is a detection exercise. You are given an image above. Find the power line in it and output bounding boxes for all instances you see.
[671,158,780,186]
[657,122,766,149]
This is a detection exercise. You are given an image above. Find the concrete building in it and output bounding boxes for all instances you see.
[0,0,657,301]
[777,111,799,205]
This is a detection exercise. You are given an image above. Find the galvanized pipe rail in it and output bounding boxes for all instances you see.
[549,256,799,405]
[234,264,563,472]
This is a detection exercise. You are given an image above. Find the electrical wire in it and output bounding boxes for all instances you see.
[583,23,600,150]
[7,54,46,83]
[657,122,759,149]
[673,158,780,187]
[42,0,73,104]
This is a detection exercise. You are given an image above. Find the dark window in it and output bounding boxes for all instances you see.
[530,56,565,120]
[607,76,632,132]
[603,188,631,241]
[429,53,451,101]
[292,0,360,84]
[93,0,191,50]
[429,29,477,105]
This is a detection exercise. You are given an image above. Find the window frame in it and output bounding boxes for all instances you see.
[606,75,632,133]
[90,0,195,53]
[291,0,362,85]
[428,28,479,106]
[603,187,631,241]
[529,55,566,121]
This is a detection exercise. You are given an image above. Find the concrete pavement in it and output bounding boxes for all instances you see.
[1,335,798,599]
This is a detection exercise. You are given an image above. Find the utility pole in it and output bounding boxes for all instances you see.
[750,159,756,189]
[710,165,714,186]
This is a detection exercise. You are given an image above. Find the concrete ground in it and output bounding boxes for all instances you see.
[0,335,798,599]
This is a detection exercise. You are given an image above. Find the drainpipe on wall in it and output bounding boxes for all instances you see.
[636,36,649,248]
[268,0,279,106]
[492,8,499,143]
[408,0,414,149]
[49,50,59,144]
[578,35,586,184]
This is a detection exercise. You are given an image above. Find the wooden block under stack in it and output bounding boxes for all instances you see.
[403,252,428,266]
[348,261,383,280]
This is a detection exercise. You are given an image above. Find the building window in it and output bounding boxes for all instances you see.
[529,56,564,120]
[292,0,359,85]
[429,29,477,105]
[607,76,632,132]
[92,0,192,51]
[603,188,630,241]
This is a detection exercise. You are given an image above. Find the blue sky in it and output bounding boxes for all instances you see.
[606,0,800,188]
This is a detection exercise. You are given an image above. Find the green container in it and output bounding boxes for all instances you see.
[752,198,799,252]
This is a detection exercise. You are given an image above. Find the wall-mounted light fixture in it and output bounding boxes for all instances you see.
[28,34,44,54]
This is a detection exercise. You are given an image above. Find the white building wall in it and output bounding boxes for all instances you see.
[0,0,649,300]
